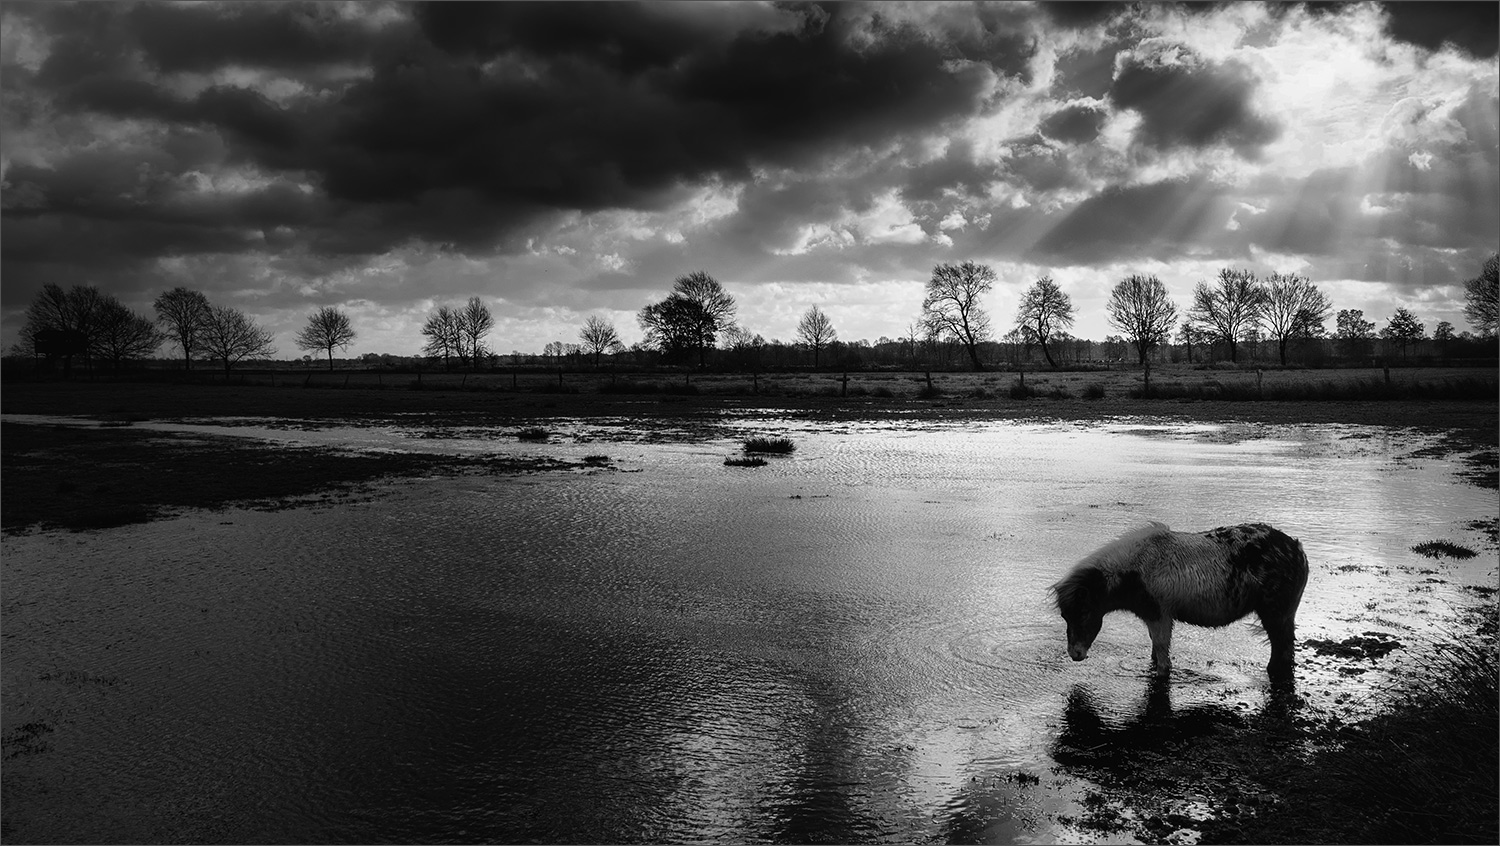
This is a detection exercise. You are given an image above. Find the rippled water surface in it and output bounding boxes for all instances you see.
[3,415,1494,843]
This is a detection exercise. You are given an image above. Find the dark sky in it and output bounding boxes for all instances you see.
[2,1,1496,354]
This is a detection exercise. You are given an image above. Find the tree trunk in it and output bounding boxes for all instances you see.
[965,342,984,372]
[327,348,335,371]
[1040,339,1057,368]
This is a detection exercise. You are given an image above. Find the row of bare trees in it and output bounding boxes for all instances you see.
[908,254,1497,372]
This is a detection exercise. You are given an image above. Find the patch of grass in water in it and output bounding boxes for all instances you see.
[1412,540,1478,560]
[743,436,794,454]
[515,427,550,441]
[724,456,767,467]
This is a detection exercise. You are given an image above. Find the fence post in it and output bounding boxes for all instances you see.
[840,371,849,397]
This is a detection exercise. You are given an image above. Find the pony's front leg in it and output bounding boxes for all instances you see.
[1146,617,1174,676]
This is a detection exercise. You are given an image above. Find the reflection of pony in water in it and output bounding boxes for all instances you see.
[1051,521,1309,678]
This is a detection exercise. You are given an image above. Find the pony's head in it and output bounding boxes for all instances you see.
[1051,566,1107,662]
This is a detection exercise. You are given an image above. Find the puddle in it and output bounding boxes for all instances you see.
[2,414,1494,843]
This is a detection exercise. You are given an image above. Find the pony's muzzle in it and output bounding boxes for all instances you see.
[1067,644,1089,661]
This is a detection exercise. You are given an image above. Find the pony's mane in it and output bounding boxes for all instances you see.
[1075,521,1173,574]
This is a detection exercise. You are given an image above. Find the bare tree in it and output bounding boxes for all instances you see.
[1175,322,1205,363]
[201,305,276,374]
[1015,276,1075,368]
[421,306,463,370]
[1261,273,1331,366]
[1107,274,1177,365]
[1380,307,1425,359]
[153,287,212,370]
[921,261,995,371]
[458,297,495,370]
[22,283,107,376]
[295,306,356,371]
[1463,253,1498,336]
[796,305,837,368]
[722,324,766,370]
[1188,268,1266,363]
[94,298,165,368]
[578,315,623,367]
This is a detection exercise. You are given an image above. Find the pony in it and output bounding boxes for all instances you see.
[1050,521,1309,678]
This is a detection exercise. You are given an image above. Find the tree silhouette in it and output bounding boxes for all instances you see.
[1380,307,1425,359]
[153,287,212,370]
[1106,274,1177,365]
[295,306,356,370]
[638,271,736,365]
[796,305,837,368]
[921,260,995,371]
[201,305,275,374]
[1261,273,1332,366]
[420,306,463,370]
[1015,276,1075,368]
[1188,269,1265,363]
[578,315,623,366]
[1463,253,1498,336]
[1336,309,1376,359]
[21,284,157,375]
[458,297,495,370]
[94,298,164,368]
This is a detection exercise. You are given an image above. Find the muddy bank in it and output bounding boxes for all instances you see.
[1055,603,1498,845]
[0,421,593,533]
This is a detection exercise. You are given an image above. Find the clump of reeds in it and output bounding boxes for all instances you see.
[1009,380,1037,400]
[515,427,550,441]
[1083,383,1107,400]
[724,456,768,467]
[1411,540,1478,560]
[743,436,795,454]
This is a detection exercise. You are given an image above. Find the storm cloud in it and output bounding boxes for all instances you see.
[1,0,1495,354]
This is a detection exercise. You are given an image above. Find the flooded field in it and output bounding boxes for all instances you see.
[2,413,1495,844]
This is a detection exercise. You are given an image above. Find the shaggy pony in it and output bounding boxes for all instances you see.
[1051,521,1309,678]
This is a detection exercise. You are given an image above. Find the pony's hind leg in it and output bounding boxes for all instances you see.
[1146,617,1174,676]
[1260,611,1297,678]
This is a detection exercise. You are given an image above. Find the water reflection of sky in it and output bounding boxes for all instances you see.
[2,413,1494,843]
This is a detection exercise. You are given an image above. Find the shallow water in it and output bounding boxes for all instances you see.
[2,414,1494,843]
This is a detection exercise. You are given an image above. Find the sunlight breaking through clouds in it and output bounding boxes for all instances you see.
[0,0,1495,354]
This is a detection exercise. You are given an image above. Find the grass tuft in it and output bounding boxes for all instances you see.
[743,436,795,454]
[724,456,768,467]
[515,427,550,441]
[1411,540,1478,560]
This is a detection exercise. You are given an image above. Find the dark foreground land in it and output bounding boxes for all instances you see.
[2,379,1496,844]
